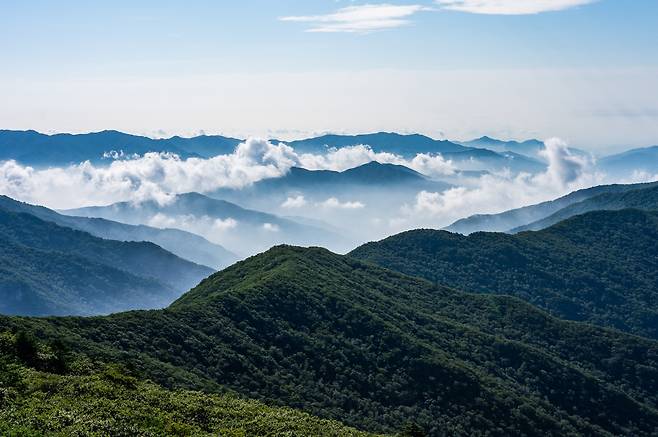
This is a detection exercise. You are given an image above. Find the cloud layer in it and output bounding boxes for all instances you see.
[0,139,457,209]
[280,4,428,33]
[400,137,599,227]
[280,1,596,34]
[435,0,596,15]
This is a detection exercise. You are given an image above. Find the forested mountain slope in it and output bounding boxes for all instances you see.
[3,245,658,436]
[352,209,658,339]
[0,331,376,436]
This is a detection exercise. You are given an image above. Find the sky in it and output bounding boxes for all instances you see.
[1,0,657,152]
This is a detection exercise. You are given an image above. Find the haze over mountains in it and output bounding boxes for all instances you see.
[66,192,351,256]
[2,128,658,435]
[446,181,658,234]
[0,195,236,269]
[0,203,212,316]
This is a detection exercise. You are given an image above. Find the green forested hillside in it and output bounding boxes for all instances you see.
[512,184,658,232]
[352,208,658,339]
[0,207,213,316]
[0,331,378,436]
[3,245,658,436]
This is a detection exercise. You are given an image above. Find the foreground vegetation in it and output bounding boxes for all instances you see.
[3,244,658,436]
[0,331,381,436]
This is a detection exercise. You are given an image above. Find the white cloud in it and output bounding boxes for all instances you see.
[400,137,600,226]
[536,137,593,188]
[319,197,365,209]
[297,144,456,176]
[263,223,280,232]
[435,0,596,15]
[0,136,458,210]
[280,4,428,33]
[281,195,307,208]
[0,138,297,209]
[147,213,238,234]
[213,217,238,231]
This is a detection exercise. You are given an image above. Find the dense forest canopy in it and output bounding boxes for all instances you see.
[352,209,658,339]
[2,244,658,436]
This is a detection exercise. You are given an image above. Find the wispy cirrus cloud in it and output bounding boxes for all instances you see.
[435,0,596,15]
[280,4,429,33]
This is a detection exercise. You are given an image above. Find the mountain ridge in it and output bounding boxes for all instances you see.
[4,238,658,435]
[0,195,236,269]
[0,205,213,316]
[352,208,658,339]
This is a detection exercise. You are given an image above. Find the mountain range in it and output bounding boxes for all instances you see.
[599,145,658,177]
[0,195,236,269]
[352,208,658,339]
[2,130,656,182]
[3,231,658,435]
[212,161,451,210]
[65,192,350,255]
[0,130,554,175]
[512,182,658,232]
[278,132,469,157]
[0,129,242,165]
[445,181,658,234]
[0,204,212,316]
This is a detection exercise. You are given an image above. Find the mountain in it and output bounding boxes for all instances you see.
[282,134,545,173]
[65,192,350,255]
[212,162,451,209]
[599,145,658,177]
[256,161,446,189]
[352,208,658,339]
[0,206,212,316]
[280,132,468,157]
[4,245,658,435]
[0,195,236,269]
[459,136,547,158]
[513,183,658,232]
[0,130,242,165]
[440,148,546,174]
[0,332,374,436]
[459,136,590,163]
[445,181,658,234]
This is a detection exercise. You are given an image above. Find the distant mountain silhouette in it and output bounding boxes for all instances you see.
[0,202,212,316]
[0,129,242,165]
[0,195,236,269]
[445,181,658,234]
[66,192,350,255]
[279,132,468,157]
[512,182,658,232]
[599,145,658,176]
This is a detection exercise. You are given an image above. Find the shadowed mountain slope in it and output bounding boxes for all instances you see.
[0,207,212,316]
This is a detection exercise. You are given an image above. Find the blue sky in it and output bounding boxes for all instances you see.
[1,0,657,151]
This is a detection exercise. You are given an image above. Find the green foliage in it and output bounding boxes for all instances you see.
[3,245,658,435]
[0,332,377,436]
[352,209,658,339]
